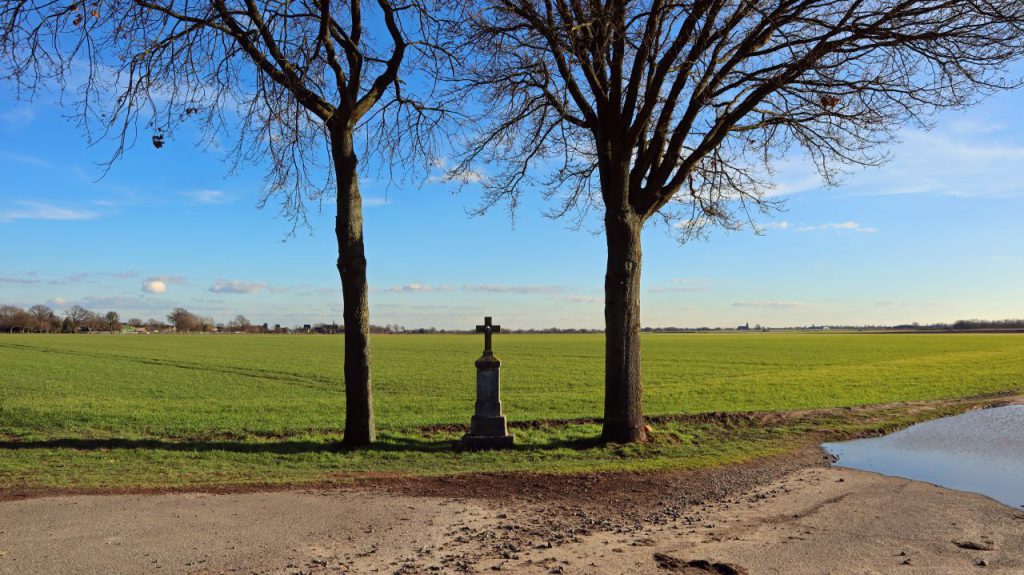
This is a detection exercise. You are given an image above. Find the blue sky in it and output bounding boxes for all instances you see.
[1,83,1023,329]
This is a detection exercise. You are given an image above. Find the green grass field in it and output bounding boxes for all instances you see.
[1,333,1021,491]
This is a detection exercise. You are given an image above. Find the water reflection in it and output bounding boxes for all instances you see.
[823,405,1024,508]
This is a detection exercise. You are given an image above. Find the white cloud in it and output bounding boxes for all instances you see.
[731,301,812,308]
[0,201,99,223]
[764,170,825,198]
[796,221,877,233]
[49,297,68,306]
[762,117,1024,199]
[0,108,35,127]
[462,284,564,294]
[427,158,487,185]
[0,151,49,166]
[842,128,1024,198]
[383,283,455,293]
[648,286,711,293]
[384,283,566,295]
[446,168,485,184]
[141,275,185,294]
[181,190,232,205]
[363,197,393,207]
[147,275,187,285]
[947,119,1006,136]
[757,220,877,233]
[209,280,267,294]
[565,295,601,303]
[650,277,712,293]
[48,272,138,285]
[0,276,40,285]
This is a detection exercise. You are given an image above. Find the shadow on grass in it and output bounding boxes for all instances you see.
[0,434,604,455]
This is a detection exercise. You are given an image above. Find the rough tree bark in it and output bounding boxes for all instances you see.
[599,145,647,442]
[602,206,645,443]
[331,126,375,446]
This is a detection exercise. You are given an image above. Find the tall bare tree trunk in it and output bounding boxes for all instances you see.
[331,126,376,447]
[602,208,646,443]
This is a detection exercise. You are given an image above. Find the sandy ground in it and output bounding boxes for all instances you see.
[1,464,1022,574]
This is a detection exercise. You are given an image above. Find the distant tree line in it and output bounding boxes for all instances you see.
[3,302,1022,334]
[0,304,121,334]
[0,304,287,334]
[951,319,1024,331]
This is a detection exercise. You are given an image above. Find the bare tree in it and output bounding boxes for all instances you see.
[200,316,217,332]
[0,305,31,333]
[228,314,252,333]
[167,307,202,333]
[64,305,92,333]
[104,311,122,332]
[452,0,1024,442]
[2,0,456,445]
[81,310,103,332]
[28,304,58,332]
[145,318,166,332]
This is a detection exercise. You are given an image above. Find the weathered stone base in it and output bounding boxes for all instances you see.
[470,414,509,437]
[459,433,515,450]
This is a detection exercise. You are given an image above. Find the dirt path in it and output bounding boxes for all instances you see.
[497,467,1024,574]
[2,461,1022,574]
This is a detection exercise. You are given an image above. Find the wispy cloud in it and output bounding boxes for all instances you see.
[428,157,487,185]
[757,220,876,233]
[650,278,712,293]
[0,201,99,223]
[0,108,35,127]
[764,170,825,198]
[147,275,187,285]
[141,275,186,294]
[796,221,877,233]
[181,189,232,205]
[381,283,566,295]
[764,120,1024,199]
[0,276,41,285]
[462,284,564,294]
[363,197,394,207]
[565,295,600,303]
[649,286,711,293]
[80,295,175,311]
[209,280,267,294]
[0,150,49,167]
[446,168,485,184]
[731,301,812,308]
[49,271,138,285]
[383,283,455,293]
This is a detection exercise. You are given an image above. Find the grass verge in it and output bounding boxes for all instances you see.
[0,395,1010,496]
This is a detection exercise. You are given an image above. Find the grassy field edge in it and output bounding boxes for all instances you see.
[1,393,1016,499]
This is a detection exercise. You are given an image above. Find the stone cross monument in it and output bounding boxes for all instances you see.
[461,316,514,449]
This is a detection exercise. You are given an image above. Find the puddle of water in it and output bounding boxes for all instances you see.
[823,405,1024,509]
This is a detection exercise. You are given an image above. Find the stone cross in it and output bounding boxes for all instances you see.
[461,316,514,450]
[476,316,501,355]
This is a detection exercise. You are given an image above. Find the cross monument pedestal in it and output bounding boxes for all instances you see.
[461,316,514,450]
